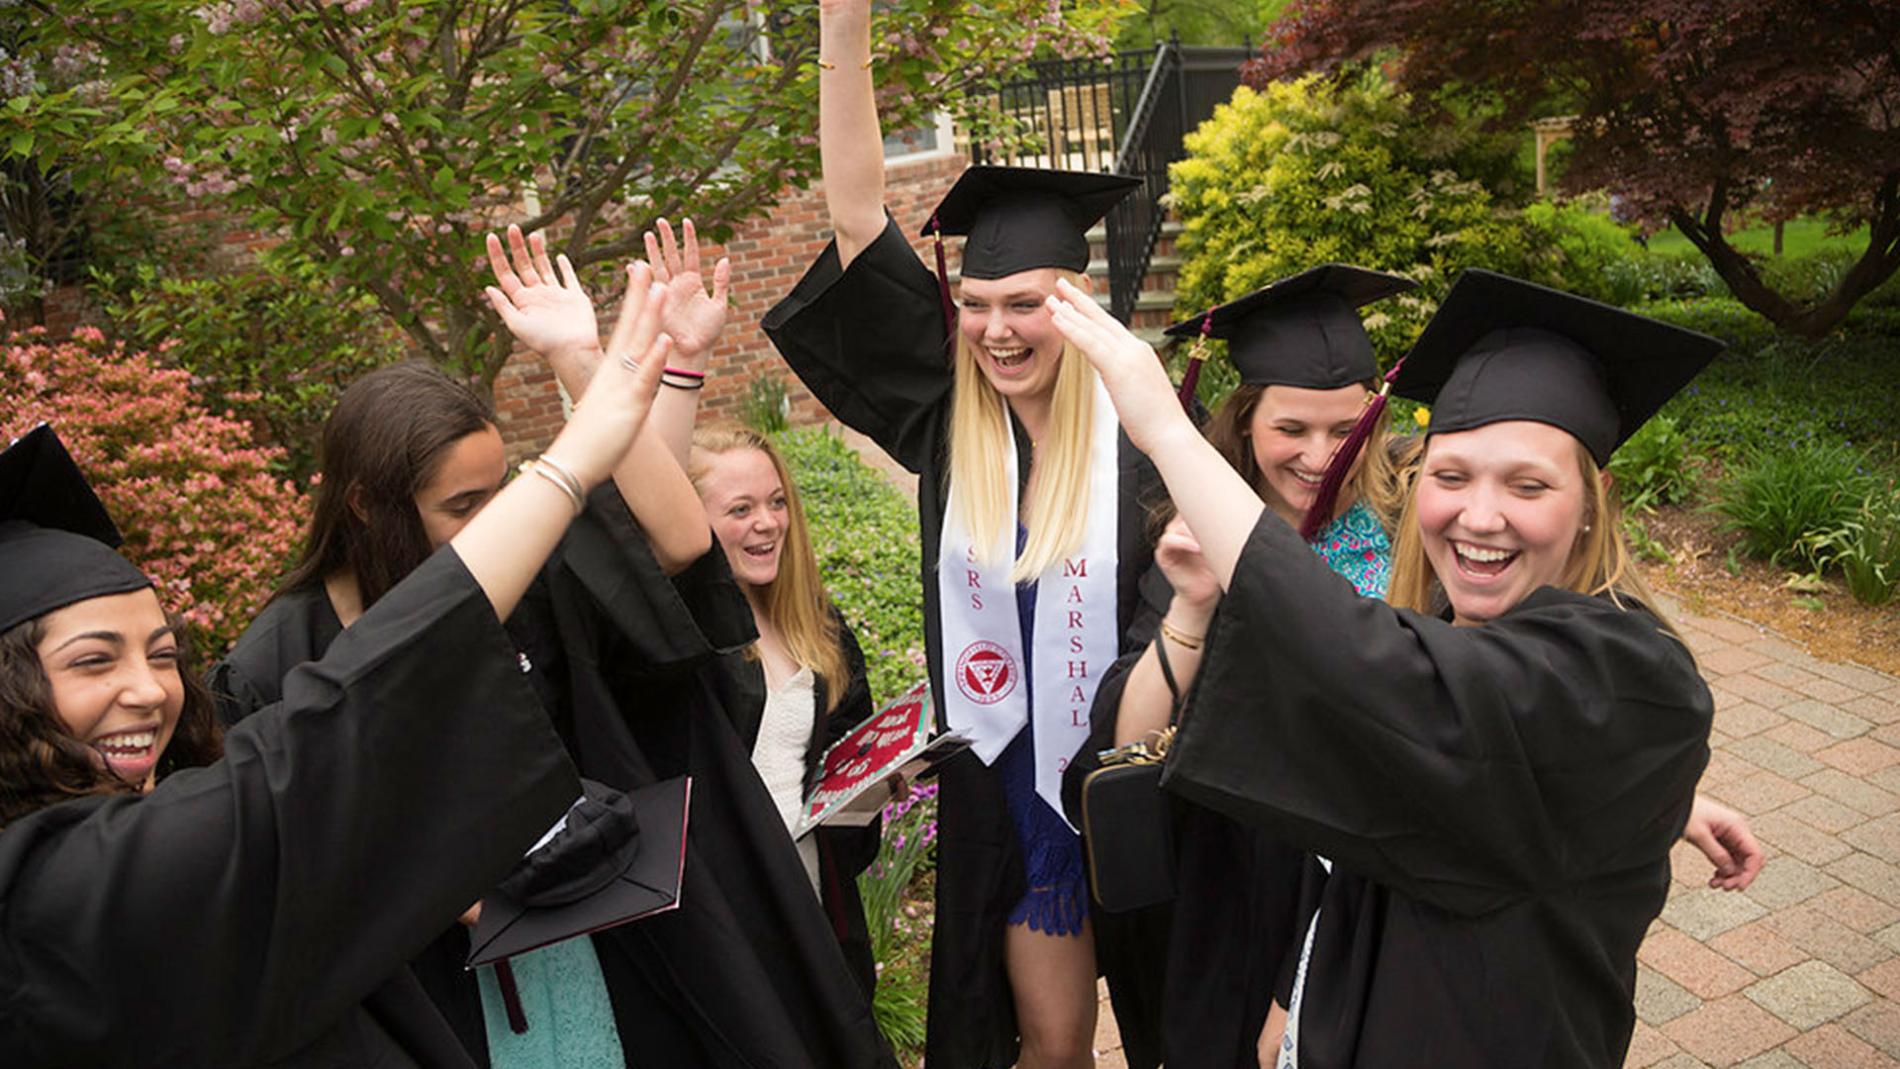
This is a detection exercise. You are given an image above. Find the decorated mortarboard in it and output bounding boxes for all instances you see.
[921,166,1141,280]
[1163,264,1417,391]
[1393,269,1724,465]
[0,425,152,634]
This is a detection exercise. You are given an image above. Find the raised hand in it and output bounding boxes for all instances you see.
[543,262,673,489]
[644,217,731,365]
[484,225,606,385]
[1046,278,1196,456]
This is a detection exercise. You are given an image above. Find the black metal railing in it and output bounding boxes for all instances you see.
[968,41,1252,323]
[966,50,1155,174]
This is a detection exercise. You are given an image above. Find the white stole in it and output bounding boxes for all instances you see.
[937,377,1120,828]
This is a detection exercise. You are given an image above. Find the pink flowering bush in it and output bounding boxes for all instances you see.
[0,324,308,656]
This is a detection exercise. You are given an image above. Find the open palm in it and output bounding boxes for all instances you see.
[485,225,603,358]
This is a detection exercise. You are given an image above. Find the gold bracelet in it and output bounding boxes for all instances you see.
[816,56,873,70]
[1158,618,1204,651]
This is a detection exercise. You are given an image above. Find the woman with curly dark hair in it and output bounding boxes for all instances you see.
[0,277,676,1068]
[0,601,221,826]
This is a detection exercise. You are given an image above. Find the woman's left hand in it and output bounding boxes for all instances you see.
[645,217,731,365]
[1046,278,1196,456]
[1683,793,1764,891]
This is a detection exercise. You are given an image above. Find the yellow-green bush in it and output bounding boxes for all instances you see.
[1168,73,1647,401]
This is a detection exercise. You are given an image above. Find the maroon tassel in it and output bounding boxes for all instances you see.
[1299,362,1401,542]
[1176,315,1212,413]
[931,214,956,358]
[494,958,530,1034]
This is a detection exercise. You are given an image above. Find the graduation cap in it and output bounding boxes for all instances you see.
[0,425,152,634]
[1163,264,1417,390]
[1394,269,1724,465]
[467,776,691,969]
[1164,267,1418,541]
[922,166,1141,280]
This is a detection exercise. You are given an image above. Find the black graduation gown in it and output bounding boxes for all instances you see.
[1162,510,1713,1068]
[1060,567,1307,1069]
[0,549,579,1069]
[762,217,1166,1069]
[707,609,884,997]
[541,488,897,1069]
[210,556,575,1068]
[215,489,895,1069]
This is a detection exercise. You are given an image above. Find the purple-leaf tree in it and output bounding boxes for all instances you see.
[1249,0,1900,337]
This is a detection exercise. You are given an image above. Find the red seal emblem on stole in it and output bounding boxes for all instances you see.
[954,641,1018,704]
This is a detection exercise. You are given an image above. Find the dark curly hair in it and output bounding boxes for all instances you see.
[0,612,224,827]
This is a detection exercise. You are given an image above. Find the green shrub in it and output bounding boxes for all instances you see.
[1609,413,1696,512]
[1166,74,1652,405]
[741,373,792,435]
[1511,200,1650,305]
[94,258,406,481]
[1167,73,1493,400]
[776,426,926,703]
[1603,250,1727,304]
[1714,441,1878,568]
[1802,482,1900,606]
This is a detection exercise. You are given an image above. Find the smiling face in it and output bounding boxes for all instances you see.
[35,588,182,790]
[1415,420,1592,626]
[1246,383,1372,526]
[956,269,1074,404]
[695,447,788,591]
[413,424,508,550]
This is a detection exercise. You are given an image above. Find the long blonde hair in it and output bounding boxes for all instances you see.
[1203,382,1411,535]
[945,269,1101,584]
[1385,437,1673,633]
[688,424,848,711]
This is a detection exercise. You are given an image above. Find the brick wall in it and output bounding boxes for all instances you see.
[493,150,970,457]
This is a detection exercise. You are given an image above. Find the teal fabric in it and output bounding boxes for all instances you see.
[1310,500,1391,598]
[476,937,627,1069]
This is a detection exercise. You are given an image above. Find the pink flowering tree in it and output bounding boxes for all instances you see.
[0,323,309,655]
[17,0,1130,394]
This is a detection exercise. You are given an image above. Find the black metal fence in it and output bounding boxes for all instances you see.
[969,42,1253,322]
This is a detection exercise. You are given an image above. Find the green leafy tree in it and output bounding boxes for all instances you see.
[15,0,1126,393]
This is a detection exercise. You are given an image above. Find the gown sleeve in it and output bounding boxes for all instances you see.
[1163,510,1711,916]
[0,549,581,1067]
[557,482,758,670]
[760,216,953,475]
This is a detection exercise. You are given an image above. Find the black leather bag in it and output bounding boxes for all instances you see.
[1080,732,1176,913]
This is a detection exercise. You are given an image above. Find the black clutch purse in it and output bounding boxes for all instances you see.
[1080,728,1176,913]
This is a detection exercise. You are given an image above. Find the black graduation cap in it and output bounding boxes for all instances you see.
[1395,270,1724,465]
[467,776,690,968]
[921,166,1141,280]
[0,425,152,634]
[1164,265,1417,389]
